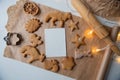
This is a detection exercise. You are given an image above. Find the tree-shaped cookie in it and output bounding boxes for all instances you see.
[45,11,72,27]
[25,18,42,33]
[20,45,45,63]
[72,34,85,48]
[61,56,75,70]
[68,20,79,32]
[44,59,59,72]
[23,2,40,16]
[30,34,43,47]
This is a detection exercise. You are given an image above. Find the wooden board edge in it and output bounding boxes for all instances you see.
[96,26,120,80]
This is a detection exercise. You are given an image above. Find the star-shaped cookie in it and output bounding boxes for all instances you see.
[68,20,79,32]
[72,34,85,48]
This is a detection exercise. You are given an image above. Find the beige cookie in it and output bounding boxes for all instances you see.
[30,34,43,47]
[75,49,92,59]
[20,45,45,63]
[45,11,72,27]
[44,59,59,72]
[61,56,75,70]
[72,34,85,48]
[68,20,79,32]
[23,2,40,16]
[25,18,42,33]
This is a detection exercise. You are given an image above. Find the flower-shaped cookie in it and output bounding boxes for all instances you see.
[61,56,75,70]
[23,2,40,16]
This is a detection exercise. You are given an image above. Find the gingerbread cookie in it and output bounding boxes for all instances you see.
[61,57,75,70]
[68,20,79,32]
[44,59,59,72]
[45,11,72,27]
[72,34,85,48]
[25,18,42,33]
[23,2,40,16]
[20,45,45,63]
[75,49,92,59]
[30,34,43,47]
[4,33,22,45]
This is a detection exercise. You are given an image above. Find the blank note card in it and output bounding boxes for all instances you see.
[45,28,66,57]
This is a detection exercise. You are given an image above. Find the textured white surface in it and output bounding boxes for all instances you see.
[0,0,120,80]
[45,28,66,57]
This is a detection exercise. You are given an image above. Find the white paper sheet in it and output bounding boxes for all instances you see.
[45,28,66,57]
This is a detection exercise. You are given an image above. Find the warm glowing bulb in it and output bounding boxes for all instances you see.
[84,29,93,38]
[115,57,120,63]
[88,30,93,35]
[117,32,120,41]
[92,47,100,54]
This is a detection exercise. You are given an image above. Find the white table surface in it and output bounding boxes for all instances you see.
[0,0,120,80]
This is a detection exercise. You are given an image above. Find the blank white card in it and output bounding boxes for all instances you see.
[45,28,66,57]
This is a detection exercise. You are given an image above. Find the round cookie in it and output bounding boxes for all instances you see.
[25,18,42,33]
[23,2,40,16]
